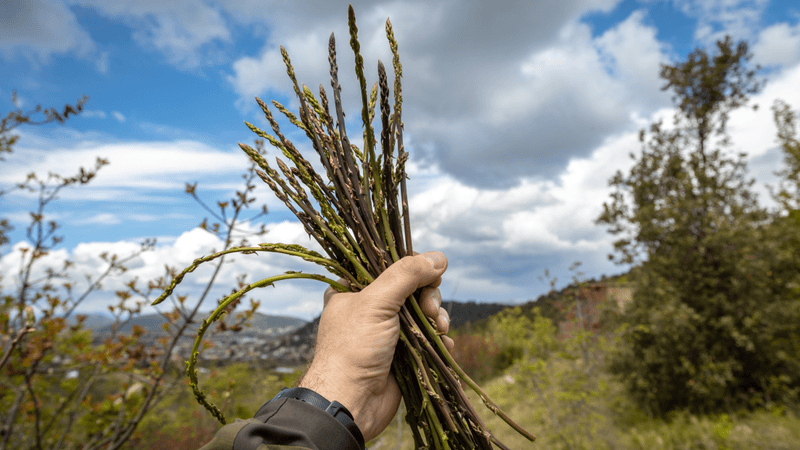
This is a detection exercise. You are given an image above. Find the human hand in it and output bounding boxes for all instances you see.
[298,251,454,442]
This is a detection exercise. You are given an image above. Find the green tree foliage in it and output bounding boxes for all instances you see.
[596,37,800,414]
[772,99,800,217]
[448,333,502,382]
[488,306,551,366]
[485,299,617,450]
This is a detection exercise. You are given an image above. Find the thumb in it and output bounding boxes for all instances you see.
[359,252,447,312]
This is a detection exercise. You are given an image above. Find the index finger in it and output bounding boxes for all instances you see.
[323,278,350,308]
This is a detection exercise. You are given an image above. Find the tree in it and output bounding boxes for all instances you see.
[596,37,800,414]
[0,92,266,449]
[771,99,800,216]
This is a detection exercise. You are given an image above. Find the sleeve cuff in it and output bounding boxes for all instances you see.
[226,398,362,450]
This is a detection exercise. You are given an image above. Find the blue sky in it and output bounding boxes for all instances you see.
[2,0,800,320]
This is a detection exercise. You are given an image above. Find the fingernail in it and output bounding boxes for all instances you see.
[423,252,446,270]
[434,290,442,309]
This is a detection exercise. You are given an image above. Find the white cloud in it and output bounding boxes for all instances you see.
[222,1,678,189]
[0,222,331,321]
[407,129,639,302]
[594,9,667,104]
[228,3,660,190]
[753,21,800,69]
[112,111,126,123]
[226,31,330,110]
[74,0,232,69]
[81,110,107,119]
[74,213,122,225]
[96,51,109,74]
[68,0,620,79]
[2,139,249,193]
[671,0,769,45]
[0,242,72,288]
[406,9,668,188]
[0,0,95,61]
[726,63,800,210]
[5,0,667,189]
[128,212,194,222]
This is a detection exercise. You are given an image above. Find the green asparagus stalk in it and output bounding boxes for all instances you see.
[153,5,535,448]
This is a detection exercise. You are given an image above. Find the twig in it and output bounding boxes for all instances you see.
[0,325,34,371]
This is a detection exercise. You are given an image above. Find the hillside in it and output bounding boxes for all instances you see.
[93,312,306,337]
[450,269,635,334]
[68,313,116,331]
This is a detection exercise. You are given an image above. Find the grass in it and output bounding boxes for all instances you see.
[457,365,800,450]
[618,408,800,450]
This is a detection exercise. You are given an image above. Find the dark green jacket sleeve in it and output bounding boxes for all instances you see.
[198,398,362,450]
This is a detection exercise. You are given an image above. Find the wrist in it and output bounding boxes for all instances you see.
[299,361,370,434]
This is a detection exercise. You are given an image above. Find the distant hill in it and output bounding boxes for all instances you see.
[68,313,116,331]
[452,269,636,334]
[91,312,306,337]
[441,301,512,329]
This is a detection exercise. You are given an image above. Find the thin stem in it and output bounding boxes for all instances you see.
[50,363,102,450]
[152,244,356,306]
[399,307,490,449]
[408,296,536,443]
[24,363,43,450]
[1,389,25,450]
[187,272,350,422]
[399,330,444,448]
[103,205,246,450]
[0,326,33,371]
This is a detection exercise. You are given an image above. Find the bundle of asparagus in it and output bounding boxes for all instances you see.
[154,6,535,449]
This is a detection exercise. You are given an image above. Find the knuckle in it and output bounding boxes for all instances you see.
[395,255,425,276]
